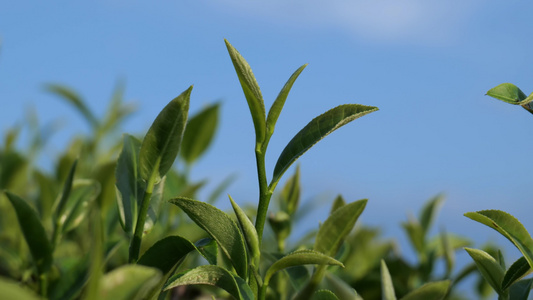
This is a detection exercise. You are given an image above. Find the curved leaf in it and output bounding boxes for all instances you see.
[138,235,197,275]
[229,195,260,265]
[53,159,77,223]
[266,64,307,138]
[465,210,533,268]
[169,197,248,278]
[509,278,533,300]
[311,289,339,300]
[139,86,191,183]
[264,250,343,285]
[181,102,220,164]
[164,265,253,300]
[486,83,529,105]
[62,179,100,232]
[273,104,378,184]
[99,265,162,300]
[464,247,505,295]
[225,39,266,144]
[419,194,444,237]
[381,260,397,300]
[502,256,532,290]
[400,280,451,300]
[280,165,301,216]
[45,84,99,128]
[314,199,367,256]
[5,192,53,274]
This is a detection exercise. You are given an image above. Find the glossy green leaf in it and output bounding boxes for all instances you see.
[164,265,254,300]
[53,159,77,224]
[264,250,343,285]
[400,280,450,300]
[314,199,367,256]
[139,86,191,184]
[311,289,339,300]
[99,265,162,300]
[5,191,53,274]
[0,277,40,300]
[509,278,533,300]
[266,64,307,138]
[181,102,220,164]
[225,39,266,144]
[229,195,260,264]
[419,194,443,237]
[115,134,142,234]
[381,260,397,300]
[45,84,99,128]
[464,247,505,295]
[138,235,197,275]
[280,165,301,216]
[486,83,531,105]
[329,195,346,215]
[169,197,248,278]
[502,256,532,290]
[465,210,533,268]
[273,104,378,184]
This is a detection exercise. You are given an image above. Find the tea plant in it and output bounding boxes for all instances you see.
[463,83,533,300]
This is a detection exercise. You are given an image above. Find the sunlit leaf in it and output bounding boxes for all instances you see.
[464,247,505,295]
[502,256,532,290]
[381,260,397,300]
[273,104,378,185]
[229,195,260,265]
[181,102,220,165]
[486,83,531,105]
[99,265,162,300]
[139,86,191,184]
[400,280,451,300]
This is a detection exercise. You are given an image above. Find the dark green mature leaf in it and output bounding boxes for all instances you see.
[0,277,40,300]
[465,210,533,268]
[115,134,142,234]
[45,84,99,128]
[314,199,367,256]
[272,104,378,184]
[502,256,532,290]
[264,250,343,285]
[509,278,533,300]
[139,86,191,184]
[486,83,530,105]
[164,265,254,300]
[169,197,248,278]
[196,238,218,265]
[99,265,162,300]
[5,192,53,274]
[311,289,339,300]
[381,260,397,300]
[400,280,450,300]
[138,236,197,275]
[225,39,266,144]
[229,195,260,264]
[181,102,220,165]
[266,64,307,138]
[464,247,505,295]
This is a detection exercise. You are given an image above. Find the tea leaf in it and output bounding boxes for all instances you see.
[181,102,220,165]
[169,197,248,278]
[0,277,40,300]
[229,195,260,265]
[381,260,397,300]
[324,273,361,300]
[4,191,53,274]
[264,250,343,285]
[273,104,378,185]
[196,238,218,265]
[329,195,346,215]
[266,64,307,138]
[62,179,100,232]
[225,39,266,144]
[509,278,533,300]
[139,86,191,184]
[137,235,197,275]
[465,210,533,269]
[400,280,450,300]
[164,265,254,300]
[45,84,99,129]
[53,159,77,224]
[419,194,443,237]
[98,265,162,300]
[115,134,142,234]
[502,256,532,290]
[486,83,532,105]
[464,247,505,295]
[311,289,339,300]
[314,199,367,256]
[280,165,301,216]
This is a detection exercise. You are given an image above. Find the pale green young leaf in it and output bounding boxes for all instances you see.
[45,84,99,129]
[139,86,191,183]
[266,64,307,138]
[381,260,397,300]
[329,195,346,215]
[486,83,529,105]
[272,104,378,185]
[311,289,339,300]
[400,280,450,300]
[465,210,533,268]
[0,277,40,300]
[169,197,248,278]
[181,102,220,165]
[402,218,425,255]
[324,273,362,300]
[502,256,532,290]
[115,134,142,234]
[264,250,344,285]
[164,265,254,300]
[314,199,367,256]
[419,194,443,237]
[464,247,505,295]
[137,235,197,275]
[280,165,301,216]
[98,265,162,300]
[229,195,260,265]
[509,278,533,300]
[5,191,53,274]
[225,39,266,144]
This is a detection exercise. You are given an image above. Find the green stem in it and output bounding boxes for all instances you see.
[254,144,272,246]
[39,274,48,297]
[129,177,156,263]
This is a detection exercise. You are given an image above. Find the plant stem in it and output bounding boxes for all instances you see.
[293,265,327,300]
[129,177,156,263]
[254,144,272,246]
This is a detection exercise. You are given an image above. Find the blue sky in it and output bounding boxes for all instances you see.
[1,1,533,265]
